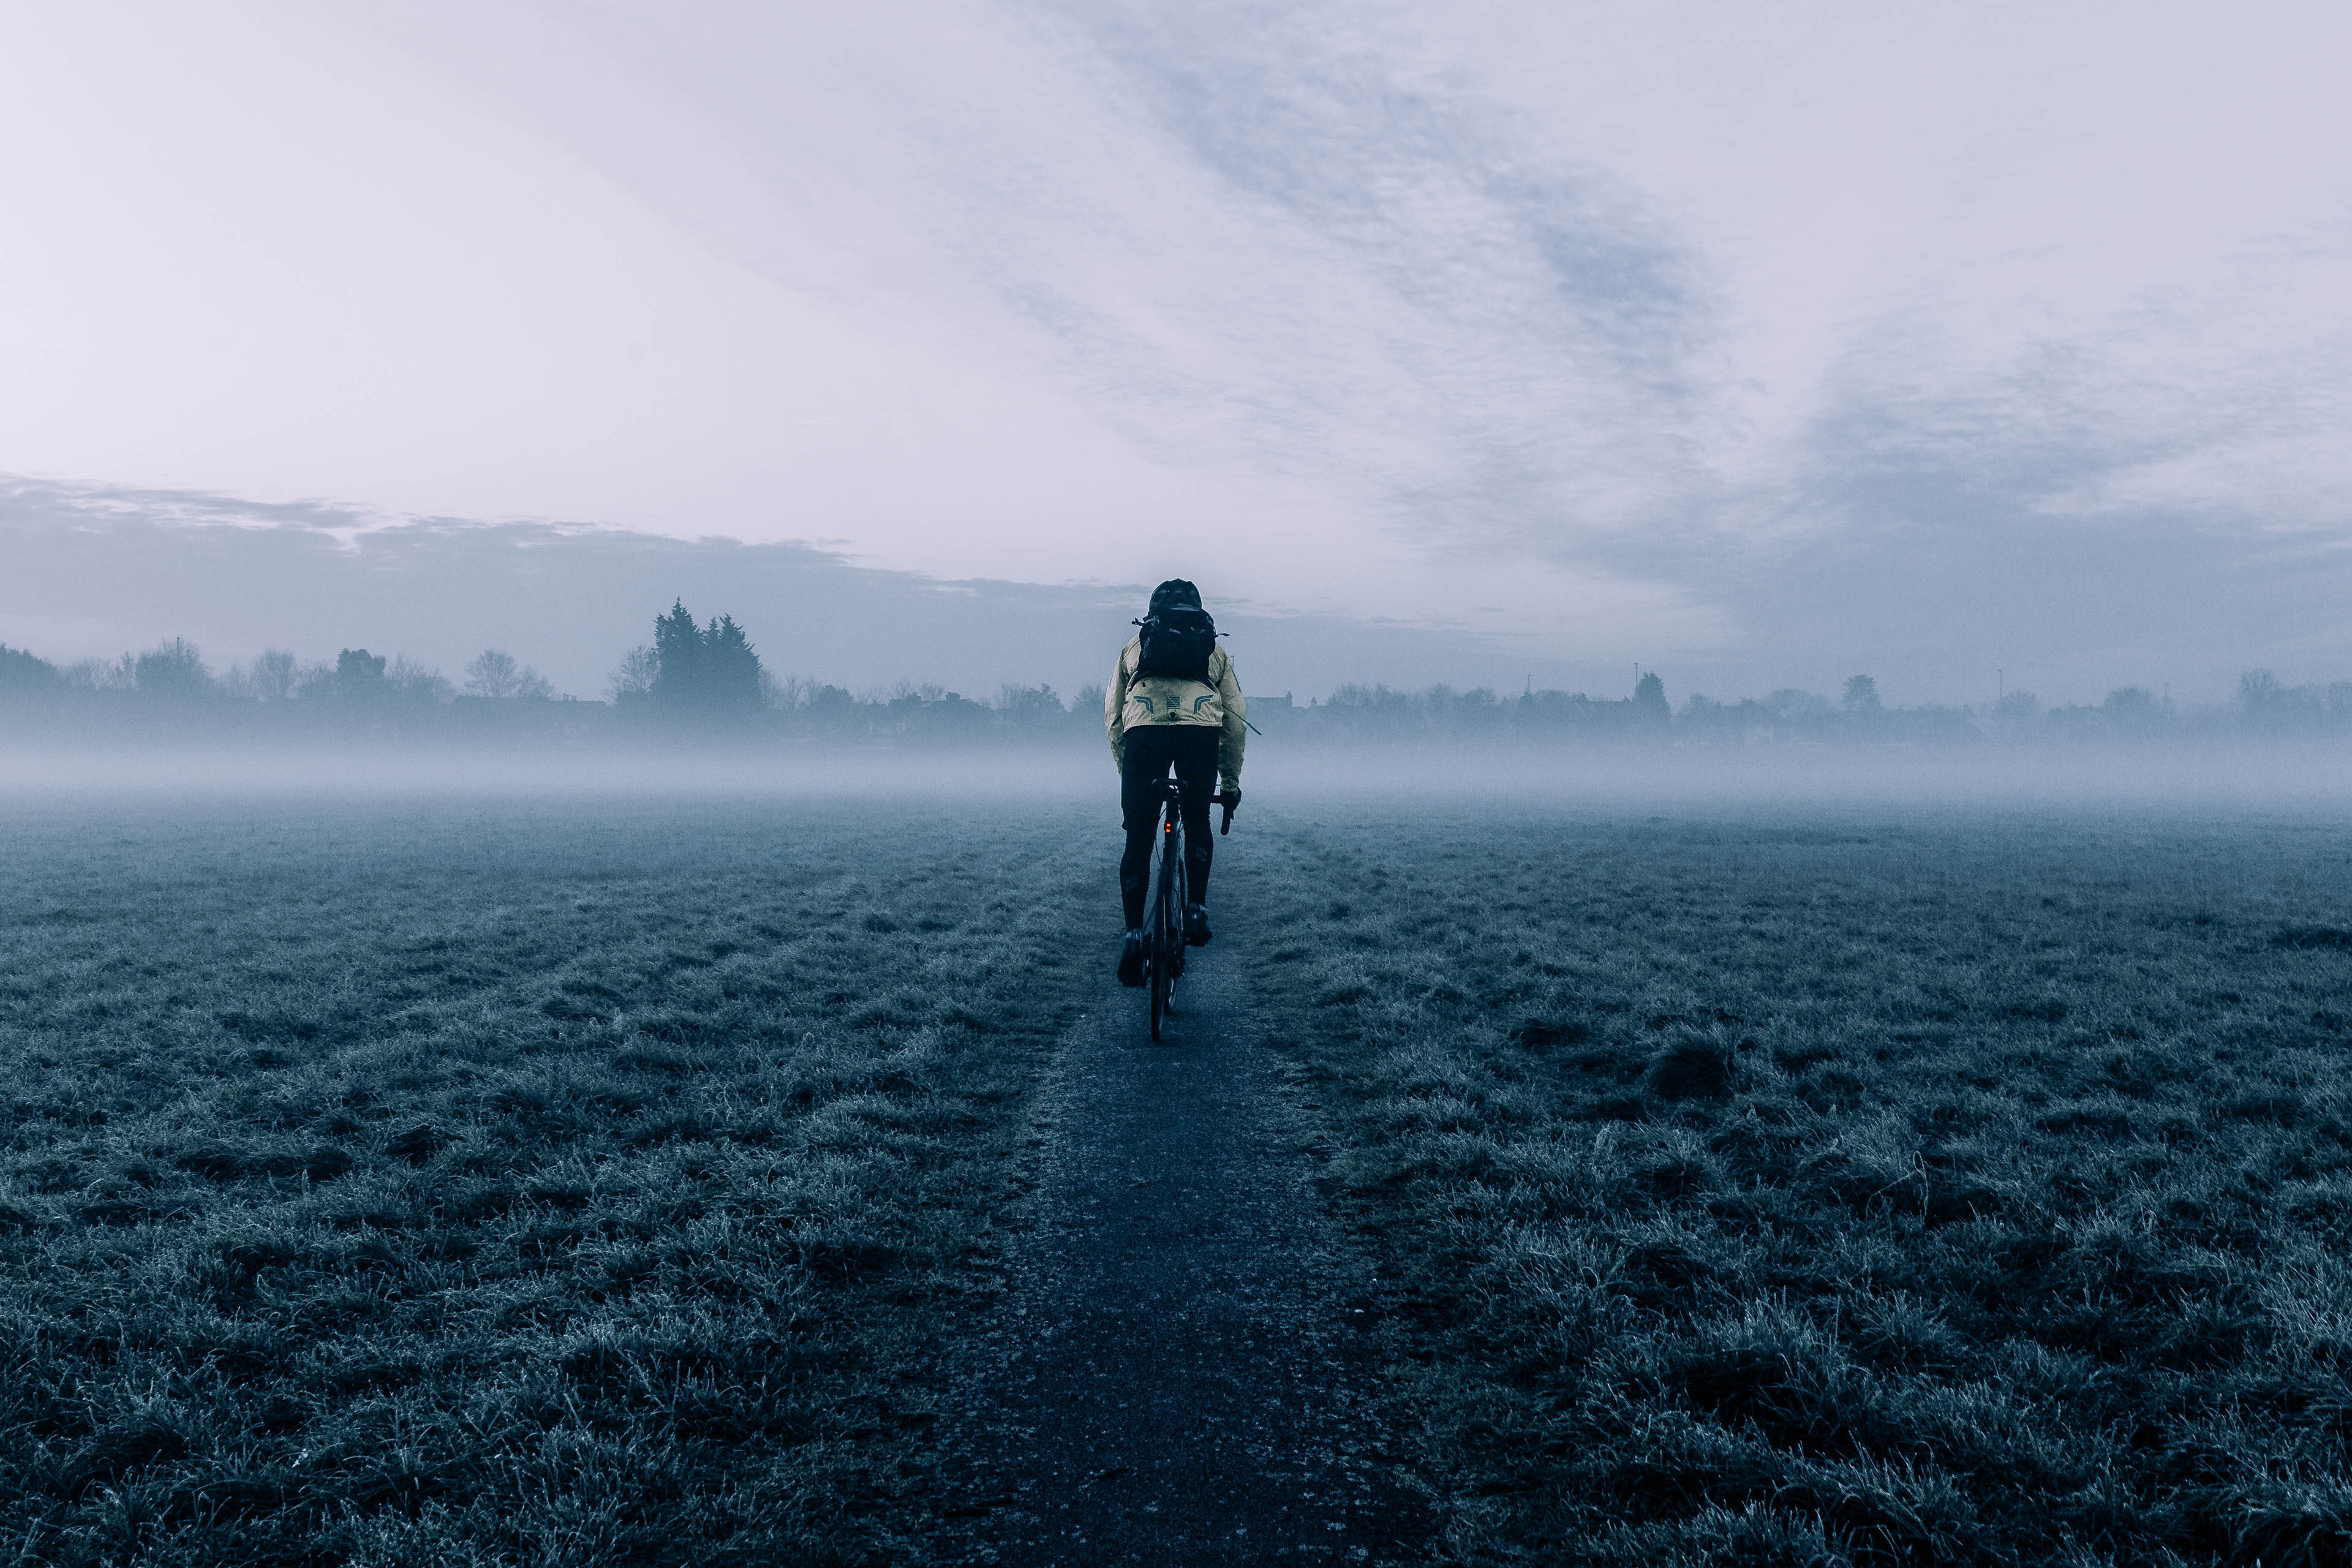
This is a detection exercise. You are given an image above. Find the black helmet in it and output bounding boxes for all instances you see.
[1148,579,1202,616]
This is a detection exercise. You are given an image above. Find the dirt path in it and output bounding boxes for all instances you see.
[930,905,1434,1565]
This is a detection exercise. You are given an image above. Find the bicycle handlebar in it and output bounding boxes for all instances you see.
[1210,790,1238,835]
[1150,780,1241,834]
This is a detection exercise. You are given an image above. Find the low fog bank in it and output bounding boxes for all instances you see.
[10,624,2352,811]
[0,744,1109,804]
[7,634,2345,755]
[3,735,2347,818]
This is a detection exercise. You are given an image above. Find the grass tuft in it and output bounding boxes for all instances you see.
[1646,1036,1736,1101]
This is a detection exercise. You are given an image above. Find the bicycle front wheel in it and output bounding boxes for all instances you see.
[1148,929,1169,1040]
[1148,812,1181,1040]
[1148,872,1174,1039]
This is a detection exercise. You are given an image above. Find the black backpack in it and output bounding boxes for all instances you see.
[1135,606,1218,682]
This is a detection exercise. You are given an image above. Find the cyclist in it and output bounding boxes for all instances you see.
[1106,579,1246,986]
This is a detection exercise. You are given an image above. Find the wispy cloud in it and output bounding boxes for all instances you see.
[1678,215,2352,693]
[993,0,1729,550]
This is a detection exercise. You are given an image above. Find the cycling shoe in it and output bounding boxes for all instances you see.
[1117,928,1147,987]
[1184,903,1213,946]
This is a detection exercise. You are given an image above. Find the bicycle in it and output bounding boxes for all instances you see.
[1141,777,1237,1041]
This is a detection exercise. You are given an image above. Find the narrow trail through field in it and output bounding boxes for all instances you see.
[931,902,1433,1566]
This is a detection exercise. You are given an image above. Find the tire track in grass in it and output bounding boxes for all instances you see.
[933,892,1434,1565]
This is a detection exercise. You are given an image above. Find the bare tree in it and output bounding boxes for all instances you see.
[2238,668,2285,717]
[758,668,809,710]
[221,649,294,701]
[134,638,213,699]
[464,648,561,701]
[466,649,520,699]
[251,649,296,702]
[467,649,557,700]
[608,646,657,704]
[997,684,1065,728]
[64,656,134,692]
[390,657,453,703]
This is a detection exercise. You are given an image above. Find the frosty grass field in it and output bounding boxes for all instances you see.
[3,789,2350,1566]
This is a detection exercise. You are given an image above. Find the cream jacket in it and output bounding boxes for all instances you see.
[1105,635,1246,790]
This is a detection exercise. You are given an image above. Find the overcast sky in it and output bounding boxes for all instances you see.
[2,2,2346,703]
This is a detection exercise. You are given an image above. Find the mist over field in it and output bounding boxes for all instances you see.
[8,742,2352,818]
[10,603,2352,816]
[10,594,2352,819]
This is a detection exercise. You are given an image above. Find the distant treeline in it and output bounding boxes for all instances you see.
[1273,671,2352,747]
[4,606,2349,750]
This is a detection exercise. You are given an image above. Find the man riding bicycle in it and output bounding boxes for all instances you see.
[1106,579,1246,986]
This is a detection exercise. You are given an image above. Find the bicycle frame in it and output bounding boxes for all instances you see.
[1142,777,1237,1042]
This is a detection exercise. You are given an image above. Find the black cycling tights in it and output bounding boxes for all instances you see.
[1118,726,1218,929]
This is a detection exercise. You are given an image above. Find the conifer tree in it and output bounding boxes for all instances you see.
[650,601,705,709]
[646,601,765,715]
[702,615,764,712]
